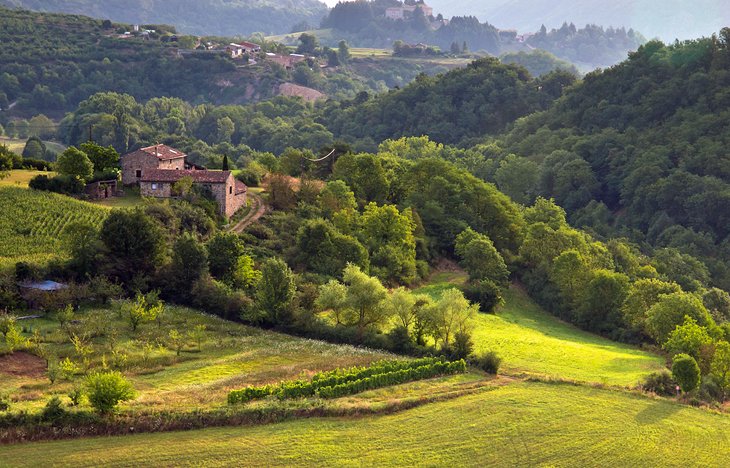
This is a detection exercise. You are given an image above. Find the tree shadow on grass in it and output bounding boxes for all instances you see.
[634,399,682,425]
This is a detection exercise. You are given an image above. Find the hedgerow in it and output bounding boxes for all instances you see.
[227,358,467,404]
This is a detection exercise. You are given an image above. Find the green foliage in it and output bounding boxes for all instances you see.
[296,218,368,278]
[461,279,504,314]
[167,235,208,299]
[455,228,509,285]
[710,341,730,399]
[84,371,136,414]
[359,203,417,285]
[317,180,357,218]
[99,209,166,286]
[500,50,579,78]
[328,58,553,146]
[474,351,502,374]
[228,357,466,404]
[426,288,478,348]
[79,142,119,173]
[641,370,677,396]
[672,353,701,393]
[256,257,296,326]
[663,317,713,364]
[41,396,66,422]
[646,292,713,344]
[341,263,389,334]
[55,146,93,182]
[501,36,730,291]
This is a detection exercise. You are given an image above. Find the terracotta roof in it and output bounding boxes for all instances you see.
[141,169,231,184]
[235,179,248,195]
[124,144,186,161]
[239,41,260,49]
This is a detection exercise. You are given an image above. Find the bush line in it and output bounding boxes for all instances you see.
[228,358,466,404]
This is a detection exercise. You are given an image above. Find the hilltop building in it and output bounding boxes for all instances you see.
[385,2,433,20]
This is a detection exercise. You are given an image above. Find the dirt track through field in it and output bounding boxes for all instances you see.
[230,192,266,233]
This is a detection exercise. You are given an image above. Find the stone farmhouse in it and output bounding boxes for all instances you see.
[121,144,247,218]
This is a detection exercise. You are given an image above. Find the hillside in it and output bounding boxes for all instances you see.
[415,273,664,385]
[3,382,730,465]
[428,0,730,42]
[324,57,570,147]
[0,187,108,267]
[0,0,329,36]
[317,1,644,69]
[498,34,730,290]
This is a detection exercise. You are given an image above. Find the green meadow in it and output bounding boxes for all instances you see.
[2,382,728,466]
[415,271,665,386]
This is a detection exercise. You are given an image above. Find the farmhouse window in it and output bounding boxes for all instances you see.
[229,186,232,194]
[136,170,142,178]
[152,183,158,190]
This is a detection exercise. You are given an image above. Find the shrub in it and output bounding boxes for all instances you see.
[0,394,10,412]
[461,279,504,313]
[22,158,52,171]
[641,370,676,396]
[68,387,83,406]
[41,396,66,422]
[228,357,466,404]
[474,351,502,374]
[448,330,475,360]
[672,353,701,393]
[236,168,261,187]
[84,371,135,414]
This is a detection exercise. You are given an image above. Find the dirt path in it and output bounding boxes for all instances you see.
[230,192,266,233]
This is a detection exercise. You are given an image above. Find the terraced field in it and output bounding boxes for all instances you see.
[0,187,108,267]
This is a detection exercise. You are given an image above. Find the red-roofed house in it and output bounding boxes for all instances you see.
[140,169,247,218]
[121,144,247,218]
[238,41,261,54]
[121,144,186,185]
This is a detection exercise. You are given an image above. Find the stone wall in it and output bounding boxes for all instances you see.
[140,181,172,198]
[121,153,184,185]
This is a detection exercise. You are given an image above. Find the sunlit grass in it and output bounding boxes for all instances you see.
[413,271,665,386]
[0,169,56,188]
[2,305,394,412]
[4,381,729,467]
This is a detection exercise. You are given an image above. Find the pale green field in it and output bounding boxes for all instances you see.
[3,381,728,467]
[415,271,665,386]
[0,169,55,188]
[2,306,394,413]
[0,137,66,155]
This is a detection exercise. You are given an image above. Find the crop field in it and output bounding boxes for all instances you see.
[0,137,66,155]
[1,305,395,413]
[414,271,665,386]
[3,381,728,466]
[0,187,108,267]
[0,170,55,188]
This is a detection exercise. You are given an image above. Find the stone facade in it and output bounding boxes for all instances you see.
[121,145,186,185]
[139,169,247,218]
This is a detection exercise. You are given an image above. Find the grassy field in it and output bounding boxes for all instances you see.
[3,381,728,466]
[91,190,142,209]
[414,271,665,386]
[0,169,55,188]
[349,47,392,58]
[1,305,394,413]
[0,187,108,267]
[0,137,66,155]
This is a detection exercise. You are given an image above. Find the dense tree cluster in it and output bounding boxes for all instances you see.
[499,30,730,290]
